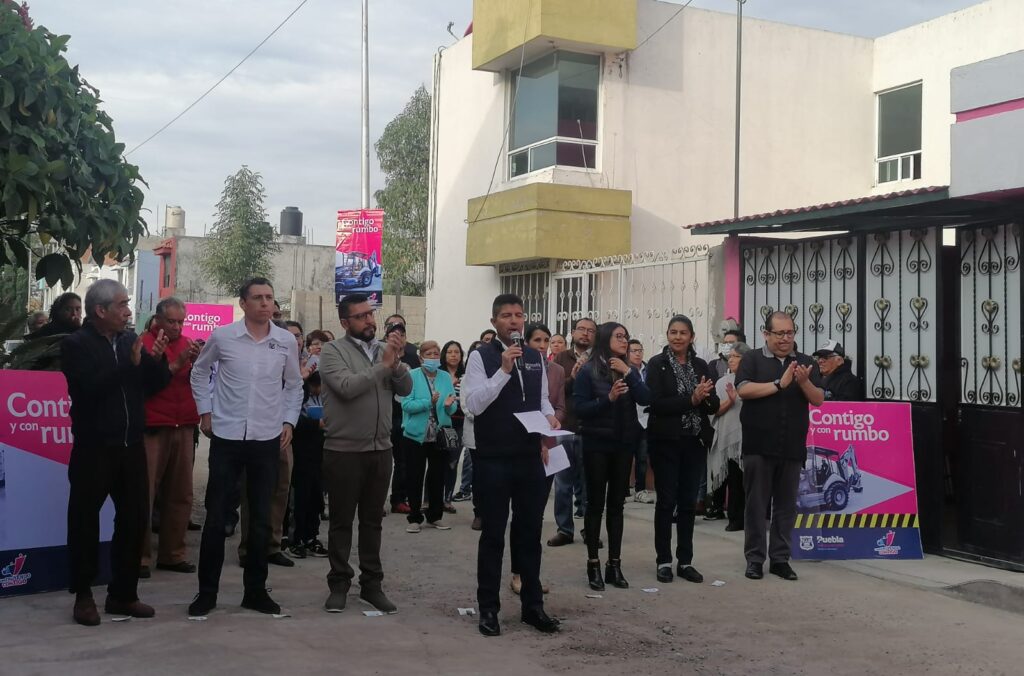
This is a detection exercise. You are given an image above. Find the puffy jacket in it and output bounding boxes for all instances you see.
[645,352,719,447]
[402,368,458,443]
[61,322,170,449]
[574,359,651,445]
[822,360,863,402]
[143,328,199,427]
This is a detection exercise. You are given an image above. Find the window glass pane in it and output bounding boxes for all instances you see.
[900,155,911,179]
[556,142,596,169]
[511,53,558,150]
[530,141,557,172]
[510,150,530,178]
[557,53,600,140]
[878,158,898,183]
[877,83,922,158]
[912,152,922,180]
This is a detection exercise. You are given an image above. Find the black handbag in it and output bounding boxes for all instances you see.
[425,373,462,461]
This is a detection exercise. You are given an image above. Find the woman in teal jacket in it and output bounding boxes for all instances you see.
[402,340,458,532]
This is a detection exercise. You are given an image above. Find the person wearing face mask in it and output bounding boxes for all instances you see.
[401,340,458,532]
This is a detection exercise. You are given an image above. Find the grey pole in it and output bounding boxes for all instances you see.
[361,0,370,209]
[733,0,746,219]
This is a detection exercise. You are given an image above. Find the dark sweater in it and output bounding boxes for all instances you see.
[645,352,719,447]
[574,360,651,448]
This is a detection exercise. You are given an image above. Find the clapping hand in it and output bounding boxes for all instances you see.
[431,390,440,405]
[444,394,456,408]
[779,362,796,389]
[608,379,629,402]
[725,381,737,402]
[794,364,813,384]
[690,377,714,406]
[608,357,630,375]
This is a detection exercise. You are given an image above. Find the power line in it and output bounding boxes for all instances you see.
[125,0,310,157]
[635,0,696,51]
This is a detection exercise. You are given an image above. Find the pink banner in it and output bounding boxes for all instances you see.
[1,370,72,466]
[335,209,384,306]
[182,303,234,341]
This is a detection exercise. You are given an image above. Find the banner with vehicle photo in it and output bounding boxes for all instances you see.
[791,401,923,560]
[0,371,114,597]
[335,209,384,307]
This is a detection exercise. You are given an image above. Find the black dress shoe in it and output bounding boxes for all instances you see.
[188,592,217,617]
[769,562,799,581]
[156,561,196,573]
[724,522,744,532]
[677,564,704,583]
[745,562,764,580]
[268,552,295,567]
[587,560,605,591]
[546,531,574,547]
[188,520,202,531]
[241,590,281,614]
[138,565,151,579]
[479,610,501,637]
[521,607,560,633]
[656,566,673,583]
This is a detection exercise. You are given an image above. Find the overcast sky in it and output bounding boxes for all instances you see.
[31,0,985,248]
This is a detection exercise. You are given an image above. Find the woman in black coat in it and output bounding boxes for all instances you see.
[646,315,720,584]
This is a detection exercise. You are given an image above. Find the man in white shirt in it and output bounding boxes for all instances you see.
[462,293,561,637]
[187,278,303,617]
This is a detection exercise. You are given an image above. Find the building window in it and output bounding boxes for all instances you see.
[509,51,600,178]
[876,82,922,184]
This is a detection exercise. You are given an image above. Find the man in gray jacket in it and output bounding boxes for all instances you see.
[319,293,412,614]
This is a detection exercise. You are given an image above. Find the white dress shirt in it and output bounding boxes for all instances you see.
[462,344,554,418]
[191,319,303,441]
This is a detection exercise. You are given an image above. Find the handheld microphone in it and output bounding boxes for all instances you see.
[509,331,525,371]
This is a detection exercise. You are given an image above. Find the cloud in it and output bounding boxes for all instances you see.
[30,0,982,249]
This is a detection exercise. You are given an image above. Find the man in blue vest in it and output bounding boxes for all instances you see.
[462,294,561,637]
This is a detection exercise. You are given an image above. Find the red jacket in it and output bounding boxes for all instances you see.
[143,328,199,427]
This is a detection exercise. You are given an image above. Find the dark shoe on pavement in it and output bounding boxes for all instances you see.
[724,521,744,532]
[587,560,605,591]
[479,610,501,637]
[471,517,483,531]
[452,491,471,502]
[268,552,295,567]
[745,562,764,580]
[306,539,328,557]
[573,509,584,519]
[324,591,347,613]
[769,562,799,581]
[702,509,724,521]
[677,564,704,583]
[288,544,307,559]
[156,561,196,573]
[546,531,573,547]
[188,520,202,531]
[604,559,629,589]
[360,587,398,614]
[521,607,560,633]
[138,565,151,579]
[241,590,281,615]
[656,565,673,583]
[73,593,100,626]
[188,592,217,617]
[104,597,155,618]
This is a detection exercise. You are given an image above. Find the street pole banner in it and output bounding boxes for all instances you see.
[181,303,234,341]
[0,371,114,597]
[335,209,384,307]
[791,401,923,560]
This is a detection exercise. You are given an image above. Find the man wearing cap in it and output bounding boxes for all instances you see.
[812,340,863,402]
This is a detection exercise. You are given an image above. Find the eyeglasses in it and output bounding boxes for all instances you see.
[345,309,376,322]
[611,333,629,341]
[767,330,796,338]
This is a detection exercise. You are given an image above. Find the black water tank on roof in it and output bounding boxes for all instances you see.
[280,206,303,236]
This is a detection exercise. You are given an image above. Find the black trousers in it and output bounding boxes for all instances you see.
[743,454,800,565]
[67,442,148,601]
[726,459,745,526]
[404,437,445,524]
[291,441,324,544]
[581,441,632,561]
[649,436,705,566]
[198,436,278,595]
[475,452,547,615]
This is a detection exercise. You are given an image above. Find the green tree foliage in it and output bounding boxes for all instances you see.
[375,85,429,297]
[0,1,147,295]
[200,166,278,295]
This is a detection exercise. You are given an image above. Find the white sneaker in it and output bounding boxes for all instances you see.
[425,521,452,531]
[635,490,655,504]
[633,490,646,503]
[406,523,421,533]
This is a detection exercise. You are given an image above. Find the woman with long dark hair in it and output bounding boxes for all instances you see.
[574,322,651,590]
[440,340,466,513]
[646,315,719,583]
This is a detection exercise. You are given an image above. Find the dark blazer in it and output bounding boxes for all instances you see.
[645,352,720,446]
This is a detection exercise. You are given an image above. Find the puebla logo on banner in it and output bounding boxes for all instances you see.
[791,401,923,560]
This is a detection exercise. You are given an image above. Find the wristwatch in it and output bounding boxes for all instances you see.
[773,379,783,391]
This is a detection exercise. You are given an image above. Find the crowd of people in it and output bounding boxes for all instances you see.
[52,276,864,635]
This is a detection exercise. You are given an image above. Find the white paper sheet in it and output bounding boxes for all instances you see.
[513,411,573,437]
[544,444,571,477]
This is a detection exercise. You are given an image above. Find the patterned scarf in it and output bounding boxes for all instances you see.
[662,345,703,436]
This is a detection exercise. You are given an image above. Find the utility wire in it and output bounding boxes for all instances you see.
[125,0,311,156]
[635,0,695,51]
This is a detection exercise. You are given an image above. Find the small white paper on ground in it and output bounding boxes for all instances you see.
[457,607,476,616]
[585,594,603,599]
[187,615,208,622]
[272,613,291,619]
[110,616,131,622]
[711,580,726,587]
[363,610,385,617]
[544,445,571,476]
[642,588,659,593]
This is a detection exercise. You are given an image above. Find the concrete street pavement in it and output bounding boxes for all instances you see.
[2,439,1022,675]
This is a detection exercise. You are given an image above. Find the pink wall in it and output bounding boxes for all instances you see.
[723,235,741,321]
